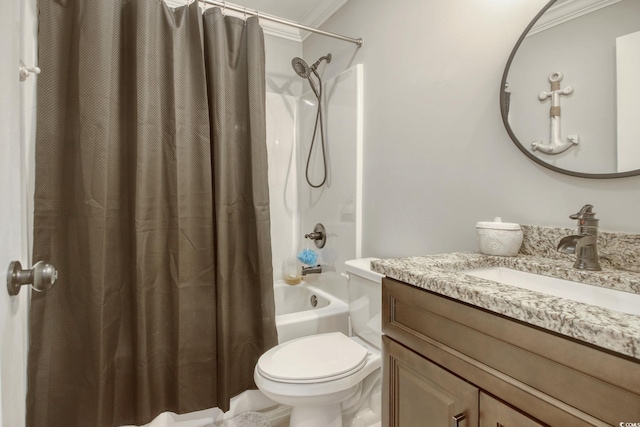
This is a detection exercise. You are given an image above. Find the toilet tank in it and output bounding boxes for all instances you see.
[345,258,385,350]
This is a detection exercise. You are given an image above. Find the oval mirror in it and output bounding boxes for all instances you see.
[501,0,640,178]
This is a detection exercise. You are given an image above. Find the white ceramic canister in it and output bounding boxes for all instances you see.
[475,217,523,257]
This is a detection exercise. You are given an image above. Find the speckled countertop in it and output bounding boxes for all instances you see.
[371,226,640,360]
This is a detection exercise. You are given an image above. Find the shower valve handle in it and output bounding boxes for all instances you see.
[304,223,327,249]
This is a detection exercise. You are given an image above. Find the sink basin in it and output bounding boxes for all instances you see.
[463,267,640,316]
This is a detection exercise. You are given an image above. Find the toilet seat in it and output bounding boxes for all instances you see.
[257,332,369,384]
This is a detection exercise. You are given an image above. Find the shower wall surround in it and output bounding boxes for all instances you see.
[265,57,362,279]
[263,34,302,280]
[265,92,299,279]
[297,65,363,274]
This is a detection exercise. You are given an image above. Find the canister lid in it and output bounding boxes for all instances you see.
[475,217,521,231]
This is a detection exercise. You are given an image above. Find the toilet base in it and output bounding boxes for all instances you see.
[290,403,343,427]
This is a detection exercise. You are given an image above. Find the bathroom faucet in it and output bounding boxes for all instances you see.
[557,204,601,271]
[301,265,322,276]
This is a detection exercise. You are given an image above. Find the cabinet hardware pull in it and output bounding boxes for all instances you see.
[452,412,465,427]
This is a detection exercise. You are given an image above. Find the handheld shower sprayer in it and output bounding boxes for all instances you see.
[291,54,332,79]
[291,54,332,188]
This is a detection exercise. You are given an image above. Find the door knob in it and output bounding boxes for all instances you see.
[6,260,58,296]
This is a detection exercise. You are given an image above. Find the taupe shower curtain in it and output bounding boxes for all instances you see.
[28,2,277,426]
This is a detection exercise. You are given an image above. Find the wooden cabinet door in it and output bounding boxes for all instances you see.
[383,336,479,427]
[480,393,546,427]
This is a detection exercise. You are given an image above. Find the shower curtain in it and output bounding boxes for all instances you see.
[28,2,277,426]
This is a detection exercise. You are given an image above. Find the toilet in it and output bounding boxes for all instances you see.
[254,258,384,427]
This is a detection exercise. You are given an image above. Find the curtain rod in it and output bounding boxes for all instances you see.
[198,0,363,47]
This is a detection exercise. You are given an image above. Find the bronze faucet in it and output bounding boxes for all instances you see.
[557,204,601,271]
[301,265,322,276]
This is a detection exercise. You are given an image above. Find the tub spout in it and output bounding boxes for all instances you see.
[301,265,322,276]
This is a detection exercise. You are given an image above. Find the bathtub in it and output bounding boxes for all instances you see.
[274,275,350,343]
[124,273,350,427]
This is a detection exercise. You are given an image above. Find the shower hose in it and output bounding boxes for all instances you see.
[305,72,327,188]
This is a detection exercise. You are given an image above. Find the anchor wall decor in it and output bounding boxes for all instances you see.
[532,72,579,154]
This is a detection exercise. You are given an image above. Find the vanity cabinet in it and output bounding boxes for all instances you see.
[381,277,640,427]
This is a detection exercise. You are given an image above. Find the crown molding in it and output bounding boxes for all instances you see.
[298,0,348,41]
[528,0,623,36]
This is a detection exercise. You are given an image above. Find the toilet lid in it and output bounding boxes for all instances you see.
[257,332,369,383]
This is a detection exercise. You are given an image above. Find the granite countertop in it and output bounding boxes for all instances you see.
[371,252,640,360]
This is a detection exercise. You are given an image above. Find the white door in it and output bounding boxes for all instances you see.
[0,0,32,425]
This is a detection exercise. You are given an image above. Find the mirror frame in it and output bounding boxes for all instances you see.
[500,0,640,179]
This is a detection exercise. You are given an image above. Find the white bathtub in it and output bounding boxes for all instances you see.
[274,276,350,343]
[124,273,350,427]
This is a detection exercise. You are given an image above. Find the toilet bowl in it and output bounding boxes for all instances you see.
[254,258,384,427]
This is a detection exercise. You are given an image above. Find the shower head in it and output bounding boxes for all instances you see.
[292,57,311,78]
[291,53,332,79]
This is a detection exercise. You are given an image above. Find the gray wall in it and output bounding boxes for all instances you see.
[303,0,640,259]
